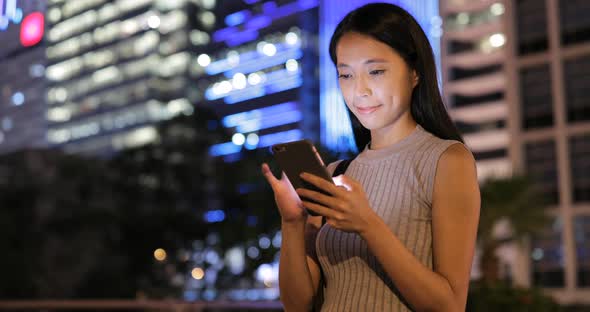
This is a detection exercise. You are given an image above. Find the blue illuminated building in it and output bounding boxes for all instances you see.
[204,0,320,160]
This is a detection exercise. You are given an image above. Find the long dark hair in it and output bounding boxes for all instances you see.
[329,3,464,151]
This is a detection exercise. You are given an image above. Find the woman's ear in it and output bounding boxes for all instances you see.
[412,70,419,88]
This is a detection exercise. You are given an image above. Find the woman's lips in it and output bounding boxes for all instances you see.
[355,105,381,114]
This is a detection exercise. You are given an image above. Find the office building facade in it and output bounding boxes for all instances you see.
[442,0,590,304]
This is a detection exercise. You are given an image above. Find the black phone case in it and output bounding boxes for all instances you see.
[271,140,333,216]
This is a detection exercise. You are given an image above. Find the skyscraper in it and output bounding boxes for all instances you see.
[203,0,320,162]
[44,0,215,156]
[442,0,590,304]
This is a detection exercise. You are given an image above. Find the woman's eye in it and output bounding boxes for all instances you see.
[369,69,386,76]
[338,73,352,79]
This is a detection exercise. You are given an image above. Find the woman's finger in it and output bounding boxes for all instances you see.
[300,173,344,196]
[301,200,337,219]
[296,188,338,209]
[261,163,279,187]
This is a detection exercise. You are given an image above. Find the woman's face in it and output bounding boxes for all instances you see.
[335,32,418,132]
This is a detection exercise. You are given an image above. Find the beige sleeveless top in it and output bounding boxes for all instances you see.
[316,124,462,311]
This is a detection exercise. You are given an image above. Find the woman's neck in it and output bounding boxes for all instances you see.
[369,116,417,150]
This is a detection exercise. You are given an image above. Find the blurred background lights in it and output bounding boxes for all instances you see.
[532,248,544,261]
[191,267,205,280]
[285,59,298,72]
[232,73,247,89]
[225,247,245,275]
[246,133,259,146]
[197,54,211,67]
[205,268,218,285]
[258,236,271,249]
[218,80,233,94]
[200,0,216,10]
[29,64,45,78]
[200,11,216,28]
[285,32,298,45]
[489,33,506,48]
[2,118,13,131]
[262,43,277,56]
[272,231,282,248]
[490,3,505,16]
[11,92,24,106]
[456,12,469,25]
[232,133,245,145]
[147,15,160,29]
[205,250,220,264]
[204,209,225,223]
[247,72,262,85]
[247,246,259,259]
[154,248,167,261]
[255,263,278,287]
[227,51,240,65]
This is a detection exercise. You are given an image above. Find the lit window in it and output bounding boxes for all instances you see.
[232,73,247,89]
[232,133,245,145]
[489,33,506,48]
[47,128,71,144]
[200,0,216,10]
[49,10,97,43]
[197,54,211,67]
[199,11,216,28]
[63,0,107,19]
[190,30,210,45]
[47,107,72,122]
[147,15,160,29]
[48,8,62,24]
[159,10,187,34]
[490,3,505,16]
[98,3,118,22]
[134,31,159,55]
[92,66,119,84]
[285,32,299,45]
[286,59,298,72]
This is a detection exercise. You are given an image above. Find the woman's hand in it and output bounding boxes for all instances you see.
[296,172,378,234]
[261,163,307,223]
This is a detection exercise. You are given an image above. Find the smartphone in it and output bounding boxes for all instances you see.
[271,140,334,216]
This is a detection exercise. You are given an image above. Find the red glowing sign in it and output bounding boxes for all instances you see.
[20,11,43,47]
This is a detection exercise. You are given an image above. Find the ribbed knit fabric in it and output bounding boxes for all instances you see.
[316,124,462,312]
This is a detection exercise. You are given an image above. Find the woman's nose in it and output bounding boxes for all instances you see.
[355,76,372,97]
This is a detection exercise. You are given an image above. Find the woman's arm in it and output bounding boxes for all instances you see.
[297,144,480,312]
[261,164,324,311]
[279,216,324,311]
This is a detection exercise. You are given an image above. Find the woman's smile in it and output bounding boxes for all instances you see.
[355,105,382,115]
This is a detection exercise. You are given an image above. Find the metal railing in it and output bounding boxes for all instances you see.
[0,300,284,311]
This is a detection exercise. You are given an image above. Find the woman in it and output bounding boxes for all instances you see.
[261,3,480,311]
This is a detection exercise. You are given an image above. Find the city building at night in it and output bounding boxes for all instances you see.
[44,0,215,156]
[0,0,47,154]
[203,0,321,162]
[442,0,590,304]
